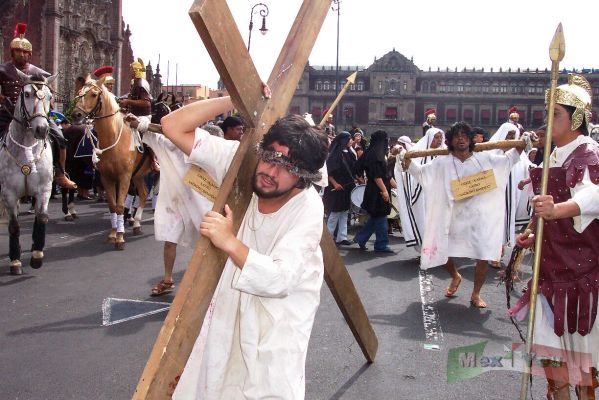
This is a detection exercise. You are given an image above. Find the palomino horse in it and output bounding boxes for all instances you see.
[0,70,57,275]
[71,76,151,249]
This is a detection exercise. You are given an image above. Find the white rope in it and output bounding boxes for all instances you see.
[8,132,43,174]
[91,117,125,165]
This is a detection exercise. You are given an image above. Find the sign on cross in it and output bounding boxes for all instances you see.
[133,1,378,398]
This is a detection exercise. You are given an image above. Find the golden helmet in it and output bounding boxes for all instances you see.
[508,106,519,122]
[546,74,593,131]
[425,108,436,123]
[130,58,146,79]
[10,23,32,52]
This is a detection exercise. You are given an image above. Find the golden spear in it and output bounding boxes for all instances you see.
[318,71,357,128]
[519,23,565,400]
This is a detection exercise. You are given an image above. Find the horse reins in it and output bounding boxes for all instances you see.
[72,83,120,122]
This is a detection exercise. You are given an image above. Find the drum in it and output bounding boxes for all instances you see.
[350,184,366,214]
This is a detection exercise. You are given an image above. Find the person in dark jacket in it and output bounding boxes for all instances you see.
[353,130,396,253]
[323,132,356,245]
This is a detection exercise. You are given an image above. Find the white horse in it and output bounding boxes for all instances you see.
[0,70,57,275]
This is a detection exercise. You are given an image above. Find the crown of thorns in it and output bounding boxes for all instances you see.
[255,144,322,181]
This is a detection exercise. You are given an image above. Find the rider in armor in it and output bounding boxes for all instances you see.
[0,23,76,189]
[119,59,153,117]
[93,66,115,93]
[117,59,158,222]
[508,105,524,134]
[422,108,437,136]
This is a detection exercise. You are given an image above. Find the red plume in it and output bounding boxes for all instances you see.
[14,23,27,37]
[508,106,519,114]
[425,108,436,116]
[94,66,114,78]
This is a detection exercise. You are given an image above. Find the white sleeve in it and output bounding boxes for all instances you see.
[185,128,240,185]
[232,210,323,298]
[570,169,599,232]
[407,158,437,187]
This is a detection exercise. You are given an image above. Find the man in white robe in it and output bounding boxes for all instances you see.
[394,128,445,250]
[401,122,530,308]
[489,122,531,249]
[160,96,329,400]
[132,116,214,296]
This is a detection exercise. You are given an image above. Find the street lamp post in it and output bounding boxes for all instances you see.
[332,0,341,129]
[247,3,269,52]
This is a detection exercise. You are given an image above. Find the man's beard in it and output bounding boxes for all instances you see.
[252,172,296,199]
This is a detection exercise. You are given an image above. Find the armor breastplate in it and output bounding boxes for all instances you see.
[0,62,51,107]
[129,79,152,116]
[0,62,22,107]
[518,143,599,336]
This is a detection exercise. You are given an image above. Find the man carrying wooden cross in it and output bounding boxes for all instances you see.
[159,93,329,399]
[399,122,534,308]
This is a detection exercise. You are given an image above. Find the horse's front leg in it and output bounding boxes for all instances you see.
[68,189,78,219]
[114,178,130,250]
[30,192,50,269]
[7,202,22,275]
[62,190,73,221]
[102,178,118,244]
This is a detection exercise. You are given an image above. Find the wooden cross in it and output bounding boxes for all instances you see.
[133,1,378,398]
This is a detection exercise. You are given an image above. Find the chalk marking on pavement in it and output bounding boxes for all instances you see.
[419,268,444,347]
[102,297,170,326]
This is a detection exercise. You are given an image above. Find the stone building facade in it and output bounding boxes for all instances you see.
[0,0,134,109]
[291,49,599,138]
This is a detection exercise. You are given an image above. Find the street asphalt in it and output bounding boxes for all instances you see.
[0,197,554,399]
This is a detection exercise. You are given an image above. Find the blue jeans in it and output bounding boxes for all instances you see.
[354,215,389,251]
[327,210,349,242]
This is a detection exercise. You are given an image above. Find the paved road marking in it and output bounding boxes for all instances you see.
[102,297,170,326]
[419,268,444,347]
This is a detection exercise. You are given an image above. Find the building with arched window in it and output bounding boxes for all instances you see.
[289,49,599,138]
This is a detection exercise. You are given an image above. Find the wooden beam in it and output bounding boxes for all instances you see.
[133,1,378,398]
[321,227,378,362]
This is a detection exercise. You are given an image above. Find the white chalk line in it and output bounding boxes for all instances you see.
[102,297,170,326]
[418,268,444,347]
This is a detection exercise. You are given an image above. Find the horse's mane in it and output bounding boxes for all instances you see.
[27,72,47,83]
[94,79,121,116]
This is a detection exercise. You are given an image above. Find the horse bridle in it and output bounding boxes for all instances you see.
[73,83,119,122]
[12,80,51,129]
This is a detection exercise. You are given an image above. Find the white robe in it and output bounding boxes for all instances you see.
[489,122,530,245]
[394,161,422,247]
[174,128,325,400]
[408,149,520,269]
[142,131,213,247]
[395,128,445,248]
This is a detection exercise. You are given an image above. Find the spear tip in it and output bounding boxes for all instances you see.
[549,23,565,62]
[346,71,358,84]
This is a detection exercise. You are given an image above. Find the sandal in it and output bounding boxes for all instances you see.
[445,275,462,297]
[151,280,175,296]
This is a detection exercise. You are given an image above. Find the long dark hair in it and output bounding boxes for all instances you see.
[446,122,475,152]
[363,130,388,164]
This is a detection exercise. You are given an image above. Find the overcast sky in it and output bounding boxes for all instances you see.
[123,0,599,89]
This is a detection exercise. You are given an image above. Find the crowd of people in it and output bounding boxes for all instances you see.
[2,21,599,400]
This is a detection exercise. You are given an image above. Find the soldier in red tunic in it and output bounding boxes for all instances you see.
[0,23,76,189]
[513,74,599,399]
